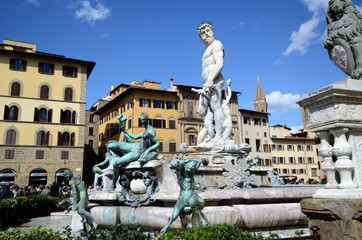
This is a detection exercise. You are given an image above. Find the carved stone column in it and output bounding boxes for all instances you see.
[316,131,337,189]
[330,128,356,189]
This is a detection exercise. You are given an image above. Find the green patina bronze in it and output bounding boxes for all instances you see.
[106,113,159,191]
[63,170,98,229]
[161,157,208,233]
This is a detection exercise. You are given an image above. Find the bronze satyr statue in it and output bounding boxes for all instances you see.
[63,170,98,229]
[160,157,208,233]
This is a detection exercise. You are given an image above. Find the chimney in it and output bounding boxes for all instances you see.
[170,78,174,88]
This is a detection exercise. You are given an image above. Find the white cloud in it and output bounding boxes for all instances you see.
[283,0,329,56]
[25,0,40,5]
[266,91,303,113]
[75,1,111,24]
[290,125,304,134]
[100,33,110,38]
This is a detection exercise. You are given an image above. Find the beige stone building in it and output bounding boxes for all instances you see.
[239,75,272,167]
[270,125,320,183]
[0,39,95,186]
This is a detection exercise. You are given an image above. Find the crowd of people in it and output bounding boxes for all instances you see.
[0,182,72,199]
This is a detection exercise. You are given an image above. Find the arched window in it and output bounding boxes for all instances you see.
[64,87,73,101]
[62,132,70,146]
[60,109,76,124]
[4,105,19,121]
[36,130,49,146]
[34,108,52,122]
[57,131,75,146]
[40,85,49,99]
[11,82,21,96]
[6,129,16,145]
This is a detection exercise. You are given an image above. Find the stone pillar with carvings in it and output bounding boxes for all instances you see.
[298,78,362,199]
[316,131,337,189]
[330,128,356,189]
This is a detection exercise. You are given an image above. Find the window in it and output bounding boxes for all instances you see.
[169,142,176,153]
[4,105,19,121]
[89,140,94,148]
[10,59,27,71]
[256,139,261,152]
[166,101,177,110]
[187,101,194,117]
[139,98,150,107]
[6,129,16,145]
[289,157,295,164]
[297,145,304,151]
[34,108,52,122]
[272,157,277,164]
[264,132,267,137]
[263,144,270,152]
[128,99,134,109]
[36,131,49,146]
[307,157,314,164]
[299,169,306,174]
[254,118,261,126]
[311,168,318,177]
[277,144,284,151]
[278,157,285,164]
[282,169,289,174]
[298,157,305,164]
[89,114,94,122]
[292,169,297,174]
[63,66,77,77]
[153,100,164,109]
[89,127,94,136]
[287,145,294,151]
[306,145,313,151]
[158,142,163,152]
[40,85,49,99]
[11,82,21,96]
[60,110,76,124]
[64,88,73,101]
[61,151,69,159]
[58,132,75,146]
[245,138,250,144]
[262,119,267,126]
[5,150,14,159]
[128,118,132,129]
[188,135,196,146]
[35,150,44,159]
[265,159,271,166]
[272,144,276,151]
[169,119,176,129]
[243,117,250,125]
[121,105,126,113]
[153,119,165,128]
[38,63,54,74]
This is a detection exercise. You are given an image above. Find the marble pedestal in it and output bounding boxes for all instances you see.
[298,78,362,197]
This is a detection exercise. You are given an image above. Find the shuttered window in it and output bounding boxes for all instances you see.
[6,129,16,145]
[40,85,49,99]
[11,82,21,96]
[64,87,73,101]
[38,63,54,75]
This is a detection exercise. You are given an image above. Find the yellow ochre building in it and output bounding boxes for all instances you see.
[0,39,95,186]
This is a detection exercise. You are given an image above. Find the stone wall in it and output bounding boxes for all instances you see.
[0,145,84,186]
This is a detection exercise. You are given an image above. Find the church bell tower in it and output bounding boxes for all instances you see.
[254,74,268,113]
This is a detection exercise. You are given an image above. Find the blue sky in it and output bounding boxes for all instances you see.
[2,0,361,132]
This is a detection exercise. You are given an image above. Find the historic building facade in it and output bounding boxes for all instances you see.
[95,79,241,160]
[95,80,179,158]
[270,125,320,183]
[0,39,95,186]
